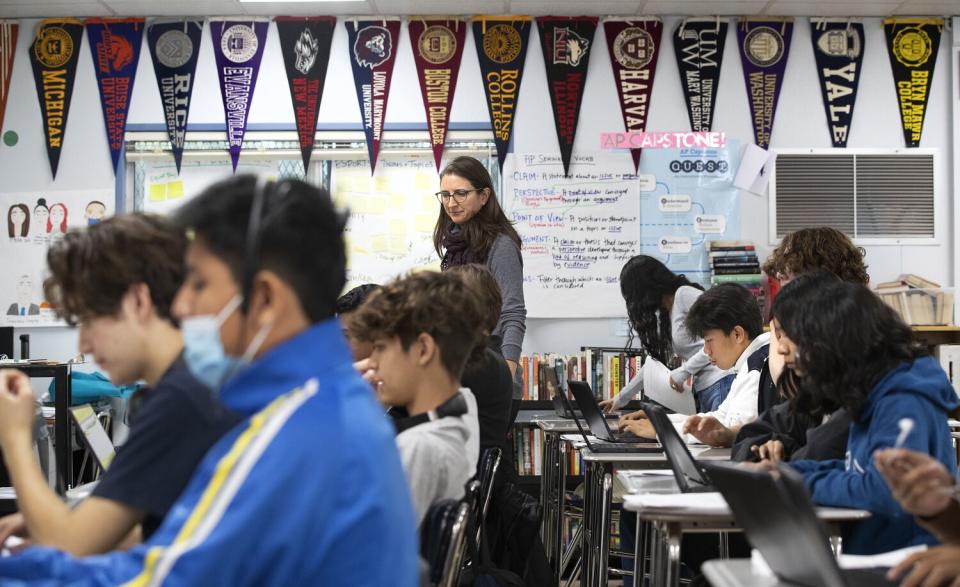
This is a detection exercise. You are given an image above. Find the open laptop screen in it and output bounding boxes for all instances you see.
[643,402,711,490]
[70,405,115,471]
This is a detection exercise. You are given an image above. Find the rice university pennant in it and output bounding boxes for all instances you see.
[275,16,335,172]
[0,21,18,136]
[883,18,942,148]
[473,16,532,171]
[603,18,662,171]
[736,19,793,149]
[210,18,269,172]
[147,19,203,174]
[408,18,466,172]
[345,19,401,174]
[537,16,598,177]
[29,18,84,179]
[810,20,864,148]
[86,18,144,174]
[673,18,727,132]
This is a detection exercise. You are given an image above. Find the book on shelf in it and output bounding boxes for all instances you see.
[874,273,954,326]
[516,347,645,402]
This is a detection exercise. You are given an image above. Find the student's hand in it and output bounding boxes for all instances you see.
[599,399,618,414]
[752,440,786,464]
[352,358,381,389]
[767,321,786,384]
[682,415,736,447]
[618,409,647,426]
[0,370,36,449]
[668,369,686,393]
[620,419,655,439]
[888,544,960,587]
[875,448,956,518]
[0,513,27,548]
[506,360,518,378]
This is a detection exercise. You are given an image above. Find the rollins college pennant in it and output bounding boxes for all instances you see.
[275,16,335,172]
[674,18,727,132]
[473,16,531,171]
[811,20,864,148]
[0,21,17,135]
[30,18,84,179]
[408,18,466,172]
[736,19,793,149]
[883,18,942,148]
[210,18,269,172]
[603,18,661,171]
[345,19,401,174]
[86,18,144,173]
[147,19,203,174]
[537,16,598,176]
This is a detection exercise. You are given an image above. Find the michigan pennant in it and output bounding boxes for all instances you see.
[29,18,84,179]
[0,21,18,135]
[276,16,335,172]
[473,16,532,171]
[345,18,401,174]
[211,18,269,172]
[736,18,793,149]
[673,18,727,133]
[604,18,661,171]
[86,18,144,173]
[408,18,466,172]
[884,18,942,148]
[810,20,864,148]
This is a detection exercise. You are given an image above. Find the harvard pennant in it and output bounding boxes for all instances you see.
[0,21,17,137]
[673,18,727,133]
[810,20,864,148]
[884,18,942,148]
[736,18,793,149]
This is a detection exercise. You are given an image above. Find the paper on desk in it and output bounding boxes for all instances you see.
[839,545,927,569]
[643,358,696,415]
[620,469,674,477]
[622,492,729,514]
[0,487,15,500]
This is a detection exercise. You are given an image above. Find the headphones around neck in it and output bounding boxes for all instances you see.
[393,392,469,435]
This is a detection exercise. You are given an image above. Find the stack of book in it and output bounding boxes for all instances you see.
[708,240,765,314]
[518,347,646,402]
[876,274,954,326]
[512,431,584,477]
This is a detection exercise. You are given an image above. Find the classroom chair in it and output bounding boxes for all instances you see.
[420,498,470,587]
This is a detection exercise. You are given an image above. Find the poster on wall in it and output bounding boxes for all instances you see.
[139,158,282,216]
[1,190,113,327]
[736,18,793,149]
[810,20,864,148]
[0,21,18,134]
[673,18,727,133]
[883,17,942,148]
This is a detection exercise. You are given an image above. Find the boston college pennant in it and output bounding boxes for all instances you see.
[736,18,793,149]
[0,21,17,137]
[883,18,942,148]
[810,20,864,148]
[673,18,727,132]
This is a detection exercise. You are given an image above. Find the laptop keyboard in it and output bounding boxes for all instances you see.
[612,431,656,443]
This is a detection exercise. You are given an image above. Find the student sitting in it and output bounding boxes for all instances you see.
[619,284,769,447]
[776,276,958,554]
[335,283,380,361]
[0,214,240,556]
[350,270,482,527]
[0,177,419,585]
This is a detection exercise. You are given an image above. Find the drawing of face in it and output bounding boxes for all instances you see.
[34,203,49,232]
[10,206,24,228]
[16,275,32,306]
[84,201,106,225]
[8,204,27,237]
[49,203,67,233]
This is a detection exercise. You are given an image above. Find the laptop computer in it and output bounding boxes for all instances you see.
[568,380,655,443]
[642,402,715,493]
[703,462,896,587]
[70,404,115,471]
[556,388,662,453]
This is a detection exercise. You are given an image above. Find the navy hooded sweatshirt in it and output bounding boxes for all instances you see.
[788,356,958,554]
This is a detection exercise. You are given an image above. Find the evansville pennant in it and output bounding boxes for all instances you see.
[29,18,84,179]
[0,21,18,135]
[603,18,662,171]
[147,19,203,174]
[537,16,598,176]
[210,18,269,172]
[473,16,532,171]
[345,18,401,174]
[810,20,864,148]
[86,18,144,173]
[883,18,942,148]
[673,18,727,132]
[408,18,466,172]
[736,18,793,149]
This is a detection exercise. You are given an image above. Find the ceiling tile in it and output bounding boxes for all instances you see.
[509,0,644,15]
[373,0,505,14]
[0,2,111,17]
[766,1,902,16]
[102,0,242,16]
[642,1,769,16]
[239,1,376,16]
[892,2,957,14]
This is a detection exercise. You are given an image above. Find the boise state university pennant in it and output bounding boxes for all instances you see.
[883,17,942,148]
[736,18,793,149]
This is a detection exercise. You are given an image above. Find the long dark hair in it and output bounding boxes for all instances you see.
[7,204,28,238]
[620,255,702,364]
[772,271,927,420]
[432,156,521,263]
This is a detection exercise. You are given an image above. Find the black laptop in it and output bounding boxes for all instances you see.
[643,402,715,493]
[556,384,662,453]
[568,380,656,444]
[703,462,896,587]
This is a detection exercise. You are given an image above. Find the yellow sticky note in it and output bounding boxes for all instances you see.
[415,174,435,192]
[167,181,184,200]
[373,177,390,194]
[388,220,407,255]
[421,193,438,212]
[387,192,405,212]
[371,235,388,253]
[414,214,435,233]
[148,184,166,202]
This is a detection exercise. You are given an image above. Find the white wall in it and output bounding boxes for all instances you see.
[0,16,953,358]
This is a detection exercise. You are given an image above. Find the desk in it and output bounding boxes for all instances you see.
[534,417,581,585]
[16,363,72,493]
[702,559,786,587]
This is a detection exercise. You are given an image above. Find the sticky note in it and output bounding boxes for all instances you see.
[414,214,435,233]
[167,181,184,200]
[372,235,388,253]
[148,184,165,202]
[387,192,405,212]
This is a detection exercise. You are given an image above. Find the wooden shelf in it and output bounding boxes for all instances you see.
[912,326,960,332]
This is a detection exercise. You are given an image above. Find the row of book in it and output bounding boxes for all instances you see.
[511,428,584,477]
[707,240,767,316]
[876,273,954,326]
[518,347,646,402]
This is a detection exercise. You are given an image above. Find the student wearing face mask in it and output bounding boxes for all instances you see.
[0,177,418,586]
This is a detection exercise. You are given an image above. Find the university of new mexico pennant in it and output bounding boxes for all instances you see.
[883,18,942,148]
[0,21,18,135]
[736,18,793,149]
[810,20,864,148]
[673,18,727,132]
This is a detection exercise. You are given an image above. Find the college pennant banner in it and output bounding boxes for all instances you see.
[473,16,532,171]
[883,18,943,148]
[345,18,401,174]
[210,18,269,172]
[276,16,335,172]
[147,19,203,174]
[0,21,18,135]
[86,18,144,173]
[673,18,727,132]
[537,16,598,177]
[29,18,84,179]
[810,20,864,148]
[408,18,467,172]
[736,18,793,149]
[603,18,662,171]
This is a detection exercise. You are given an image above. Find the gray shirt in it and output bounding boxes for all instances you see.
[486,233,527,364]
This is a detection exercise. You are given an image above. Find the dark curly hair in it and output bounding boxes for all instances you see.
[763,227,868,284]
[772,271,926,420]
[685,283,763,339]
[335,283,380,316]
[620,255,703,364]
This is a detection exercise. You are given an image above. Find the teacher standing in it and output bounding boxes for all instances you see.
[434,156,526,385]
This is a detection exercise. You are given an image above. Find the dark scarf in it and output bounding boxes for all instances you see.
[440,223,483,269]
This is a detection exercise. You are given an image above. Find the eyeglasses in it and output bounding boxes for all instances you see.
[435,188,481,204]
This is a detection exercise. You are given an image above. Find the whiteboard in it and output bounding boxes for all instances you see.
[138,159,286,216]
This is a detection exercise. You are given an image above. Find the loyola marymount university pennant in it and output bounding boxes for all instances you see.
[86,18,144,173]
[147,19,203,173]
[0,21,17,136]
[408,18,466,172]
[883,18,942,148]
[810,20,864,148]
[736,18,793,149]
[473,16,531,171]
[673,18,727,132]
[275,16,335,172]
[210,18,269,172]
[29,18,84,179]
[603,18,661,171]
[345,19,401,174]
[537,16,597,177]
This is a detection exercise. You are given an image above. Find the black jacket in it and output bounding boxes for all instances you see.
[732,396,851,463]
[462,335,514,469]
